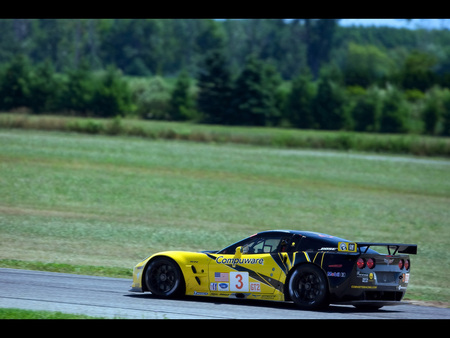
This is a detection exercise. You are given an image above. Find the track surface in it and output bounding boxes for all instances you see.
[1,268,449,319]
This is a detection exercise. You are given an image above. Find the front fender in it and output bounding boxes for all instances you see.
[136,251,213,294]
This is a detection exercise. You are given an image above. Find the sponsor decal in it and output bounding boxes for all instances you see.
[211,282,230,291]
[219,283,229,291]
[194,291,209,295]
[338,242,357,252]
[327,271,347,278]
[215,256,264,266]
[356,271,374,283]
[351,285,377,289]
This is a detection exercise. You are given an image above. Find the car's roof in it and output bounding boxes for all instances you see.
[257,230,351,242]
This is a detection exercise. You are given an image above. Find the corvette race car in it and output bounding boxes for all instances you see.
[130,230,417,310]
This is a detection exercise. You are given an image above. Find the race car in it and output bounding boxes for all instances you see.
[130,230,417,310]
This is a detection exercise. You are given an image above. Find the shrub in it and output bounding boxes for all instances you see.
[351,87,382,132]
[285,74,316,128]
[0,55,32,110]
[28,61,60,113]
[314,77,347,130]
[90,67,132,118]
[378,86,409,133]
[422,87,442,134]
[131,76,171,119]
[67,119,104,134]
[57,64,96,115]
[169,70,196,121]
[442,93,450,136]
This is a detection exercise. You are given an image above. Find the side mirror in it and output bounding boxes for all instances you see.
[235,246,243,258]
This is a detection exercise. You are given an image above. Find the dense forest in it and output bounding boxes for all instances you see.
[1,18,450,135]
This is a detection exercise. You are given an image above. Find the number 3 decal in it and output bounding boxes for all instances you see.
[230,272,249,292]
[235,274,243,289]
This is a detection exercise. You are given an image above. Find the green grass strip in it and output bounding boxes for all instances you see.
[0,259,132,279]
[1,113,449,157]
[0,308,107,319]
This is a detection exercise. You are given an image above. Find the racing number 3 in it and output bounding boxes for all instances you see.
[230,272,249,292]
[235,274,243,289]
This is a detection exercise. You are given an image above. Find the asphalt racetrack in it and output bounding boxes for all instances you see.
[1,268,449,319]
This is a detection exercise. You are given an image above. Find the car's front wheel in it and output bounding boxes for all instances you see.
[288,264,329,310]
[145,257,185,298]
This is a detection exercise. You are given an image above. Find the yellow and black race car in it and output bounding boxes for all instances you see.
[130,230,417,310]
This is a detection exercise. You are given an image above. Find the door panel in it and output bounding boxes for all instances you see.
[208,251,283,295]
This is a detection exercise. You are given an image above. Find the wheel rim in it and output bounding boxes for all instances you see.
[148,263,177,293]
[293,271,322,303]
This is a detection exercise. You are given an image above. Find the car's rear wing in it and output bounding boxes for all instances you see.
[356,242,417,255]
[337,241,417,255]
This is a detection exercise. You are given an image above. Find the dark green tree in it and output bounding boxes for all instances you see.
[90,66,132,117]
[0,54,32,110]
[351,87,382,132]
[285,72,316,128]
[305,19,338,79]
[379,87,409,133]
[400,50,437,91]
[422,88,441,135]
[313,69,347,130]
[231,55,281,126]
[28,60,60,113]
[58,63,96,115]
[195,20,226,54]
[101,19,164,76]
[169,70,195,121]
[342,43,392,87]
[442,92,450,136]
[197,50,233,124]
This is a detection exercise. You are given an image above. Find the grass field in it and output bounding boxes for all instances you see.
[1,128,449,304]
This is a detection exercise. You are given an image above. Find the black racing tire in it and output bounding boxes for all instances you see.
[288,264,329,310]
[144,257,185,298]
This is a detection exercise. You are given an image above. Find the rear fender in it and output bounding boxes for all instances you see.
[283,251,330,300]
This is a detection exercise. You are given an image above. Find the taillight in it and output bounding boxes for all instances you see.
[398,259,404,269]
[404,259,410,270]
[367,258,375,269]
[357,258,365,269]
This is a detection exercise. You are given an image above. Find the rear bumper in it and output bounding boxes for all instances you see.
[329,268,410,305]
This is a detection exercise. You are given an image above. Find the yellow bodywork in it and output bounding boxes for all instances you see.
[131,248,304,301]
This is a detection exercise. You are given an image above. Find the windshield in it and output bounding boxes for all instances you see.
[218,232,295,254]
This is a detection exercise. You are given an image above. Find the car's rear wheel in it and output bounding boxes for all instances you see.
[288,264,329,310]
[145,257,185,298]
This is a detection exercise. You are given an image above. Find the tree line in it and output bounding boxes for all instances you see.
[1,19,450,135]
